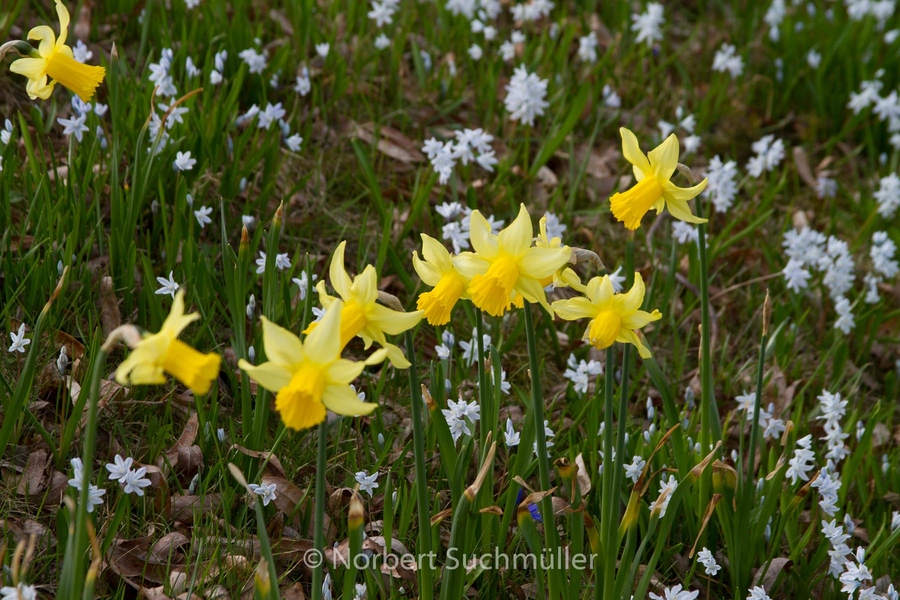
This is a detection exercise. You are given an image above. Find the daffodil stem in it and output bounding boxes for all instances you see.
[311,420,327,600]
[522,305,561,600]
[746,329,768,489]
[695,199,721,533]
[475,310,490,453]
[60,339,107,600]
[600,345,616,600]
[405,329,435,600]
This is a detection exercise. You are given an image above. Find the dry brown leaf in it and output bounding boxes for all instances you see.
[574,453,591,496]
[168,494,227,524]
[99,276,122,336]
[351,121,425,165]
[16,449,49,496]
[281,583,307,600]
[229,444,286,478]
[792,146,818,189]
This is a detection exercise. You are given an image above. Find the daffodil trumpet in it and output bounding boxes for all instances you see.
[609,127,708,231]
[239,300,387,431]
[412,234,470,326]
[114,289,221,395]
[552,272,661,358]
[453,203,572,317]
[8,1,106,102]
[309,241,422,368]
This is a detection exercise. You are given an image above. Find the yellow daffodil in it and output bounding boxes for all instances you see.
[609,127,708,231]
[239,301,385,430]
[412,234,470,326]
[115,289,221,394]
[453,204,572,317]
[9,1,106,102]
[311,241,422,368]
[552,273,661,358]
[535,215,583,292]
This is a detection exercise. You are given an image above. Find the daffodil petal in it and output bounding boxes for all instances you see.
[515,276,553,316]
[322,384,378,417]
[364,348,388,365]
[648,133,680,180]
[326,358,366,384]
[304,299,342,361]
[452,252,489,279]
[551,297,597,321]
[10,57,47,79]
[616,272,647,314]
[366,303,422,335]
[350,265,379,305]
[665,198,708,224]
[329,242,354,300]
[55,0,70,47]
[586,275,615,306]
[662,178,708,202]
[161,289,200,337]
[518,245,572,279]
[382,342,411,368]
[617,329,652,359]
[420,234,453,272]
[497,204,533,257]
[238,359,293,393]
[621,309,662,330]
[28,25,56,57]
[259,316,304,368]
[468,210,500,259]
[620,127,651,175]
[412,251,441,287]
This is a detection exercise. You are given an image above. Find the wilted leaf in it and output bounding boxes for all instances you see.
[99,276,122,336]
[351,121,425,165]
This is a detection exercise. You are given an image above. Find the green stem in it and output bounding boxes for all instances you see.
[405,330,435,600]
[747,323,768,488]
[311,421,327,600]
[695,198,721,524]
[522,306,561,600]
[601,345,616,600]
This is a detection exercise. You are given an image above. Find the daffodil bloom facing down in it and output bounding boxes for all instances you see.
[238,301,385,431]
[609,128,708,231]
[552,273,661,358]
[311,241,422,368]
[453,204,572,317]
[115,290,221,394]
[535,215,583,292]
[412,234,470,326]
[9,1,106,102]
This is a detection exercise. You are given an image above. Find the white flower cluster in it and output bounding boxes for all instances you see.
[509,0,554,22]
[422,128,497,186]
[368,0,400,27]
[632,2,665,46]
[67,458,105,512]
[746,134,785,178]
[764,0,786,41]
[658,106,700,154]
[874,173,900,218]
[848,71,900,149]
[623,454,646,484]
[818,389,850,463]
[712,43,744,79]
[578,32,598,63]
[786,434,816,484]
[238,47,268,74]
[105,454,152,496]
[735,391,786,440]
[866,231,899,303]
[844,0,896,26]
[209,49,227,85]
[504,65,549,126]
[147,47,178,97]
[459,325,494,366]
[781,226,857,333]
[434,201,504,254]
[651,474,677,517]
[500,30,526,62]
[812,464,842,517]
[696,547,721,576]
[703,156,740,213]
[563,353,603,394]
[442,396,481,442]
